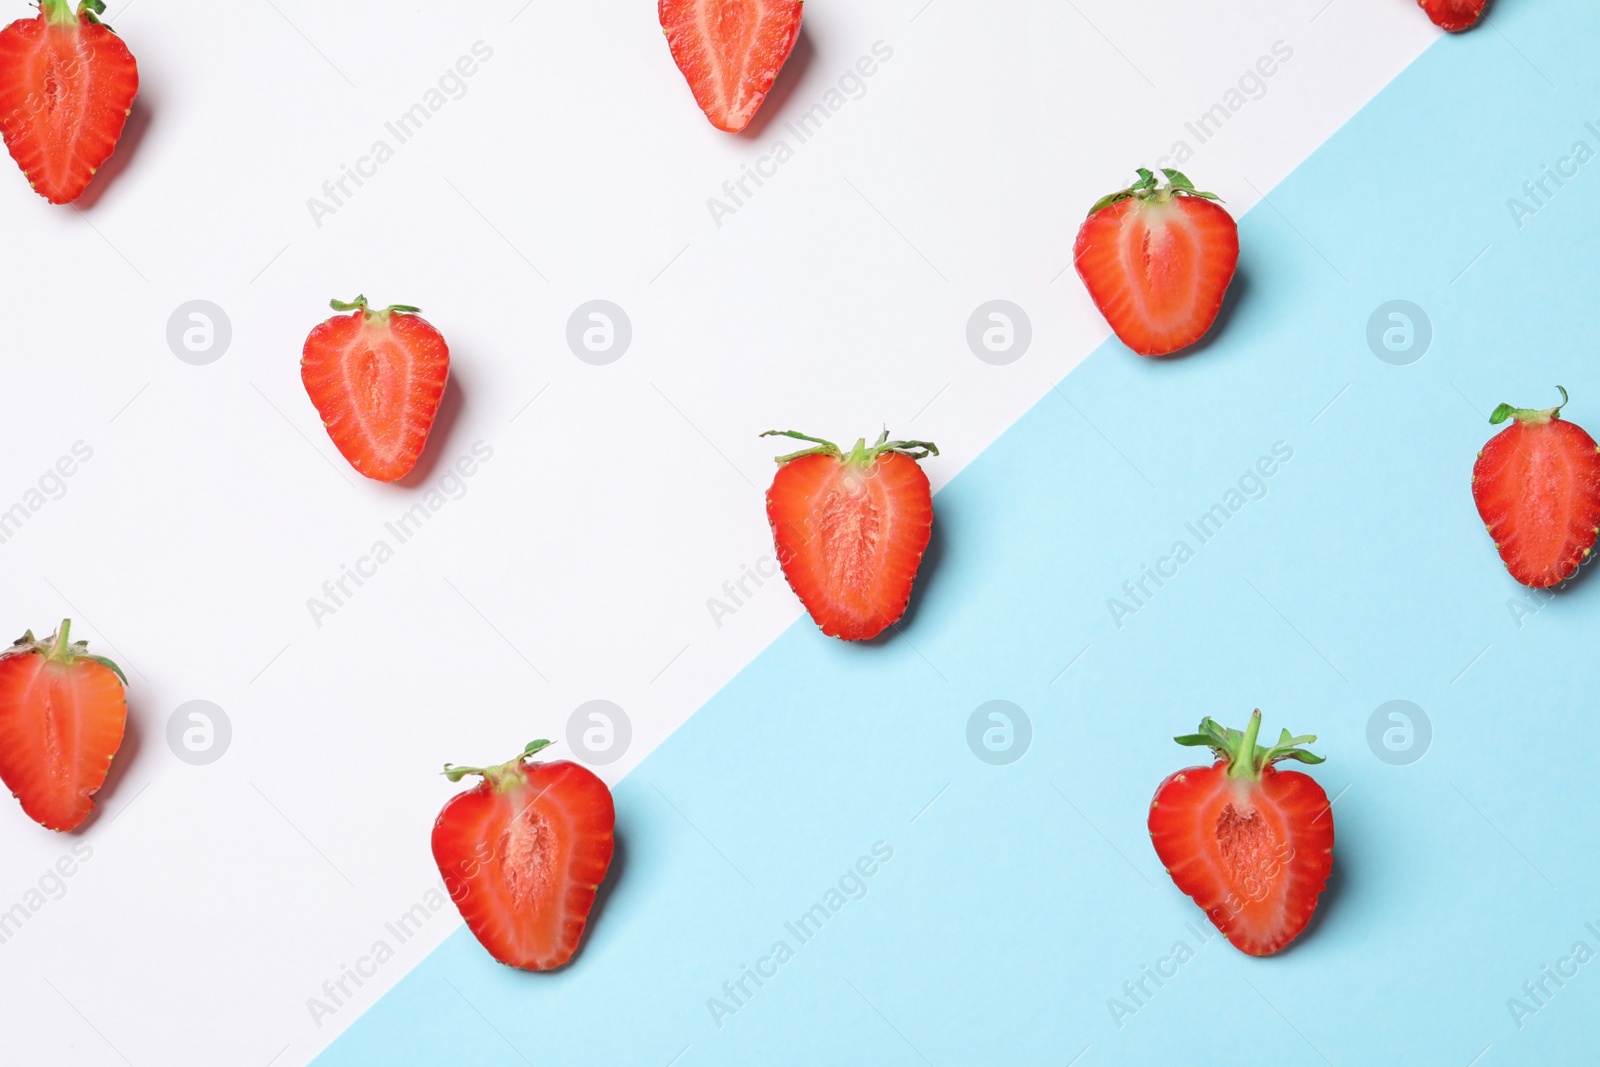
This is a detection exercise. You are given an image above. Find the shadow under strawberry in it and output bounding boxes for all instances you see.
[735,28,814,142]
[577,826,626,957]
[395,371,467,489]
[1288,841,1347,951]
[853,514,946,648]
[72,94,151,210]
[1143,266,1251,363]
[490,827,627,979]
[69,692,141,835]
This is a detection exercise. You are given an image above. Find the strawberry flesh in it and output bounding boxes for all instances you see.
[0,0,138,204]
[764,431,936,641]
[301,297,450,483]
[1074,169,1239,357]
[433,743,615,971]
[1473,391,1600,588]
[660,0,803,133]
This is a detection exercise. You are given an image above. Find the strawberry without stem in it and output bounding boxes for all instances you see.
[1420,0,1488,32]
[0,620,127,831]
[0,0,138,204]
[433,740,615,971]
[301,295,450,483]
[1074,168,1239,357]
[1472,387,1600,588]
[1148,710,1333,956]
[660,0,803,133]
[763,430,936,641]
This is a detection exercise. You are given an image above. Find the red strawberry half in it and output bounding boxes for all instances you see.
[763,429,936,641]
[1472,387,1600,588]
[1420,0,1488,32]
[1074,168,1239,357]
[301,295,450,483]
[0,620,127,831]
[0,0,138,204]
[433,740,616,971]
[660,0,803,133]
[1148,710,1334,956]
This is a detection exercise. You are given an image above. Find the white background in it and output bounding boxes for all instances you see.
[0,1,1433,1062]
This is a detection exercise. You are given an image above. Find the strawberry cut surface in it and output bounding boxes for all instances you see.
[0,620,127,832]
[1420,0,1488,32]
[301,296,450,483]
[660,0,803,133]
[433,741,615,971]
[0,0,138,204]
[1074,168,1239,357]
[1472,388,1600,588]
[764,430,936,641]
[1148,711,1333,956]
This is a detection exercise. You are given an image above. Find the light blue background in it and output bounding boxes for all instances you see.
[320,4,1600,1062]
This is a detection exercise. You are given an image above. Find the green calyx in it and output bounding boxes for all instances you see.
[1088,167,1221,217]
[760,428,939,467]
[330,295,422,321]
[442,739,554,792]
[41,0,107,28]
[10,618,128,686]
[1173,708,1323,782]
[1490,385,1567,426]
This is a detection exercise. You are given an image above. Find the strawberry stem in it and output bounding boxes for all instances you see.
[330,295,422,320]
[50,618,71,658]
[1232,710,1263,778]
[1173,709,1324,781]
[1490,385,1567,426]
[443,739,554,792]
[762,428,939,466]
[1088,167,1223,216]
[40,0,76,25]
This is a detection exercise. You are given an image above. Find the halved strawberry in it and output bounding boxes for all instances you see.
[1472,387,1600,588]
[0,0,138,204]
[1420,0,1488,32]
[300,295,450,483]
[1073,168,1239,357]
[659,0,803,133]
[1148,710,1333,956]
[763,429,936,641]
[0,620,127,831]
[433,740,615,971]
